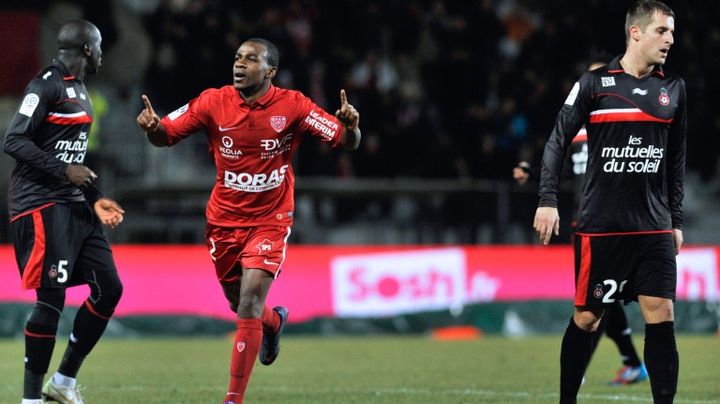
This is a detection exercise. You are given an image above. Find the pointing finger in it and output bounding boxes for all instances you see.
[142,94,155,114]
[340,89,348,107]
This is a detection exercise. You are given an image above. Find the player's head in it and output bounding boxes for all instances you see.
[57,20,102,74]
[624,0,674,65]
[233,38,279,92]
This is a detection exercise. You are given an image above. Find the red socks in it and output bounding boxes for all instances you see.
[261,306,280,334]
[225,318,262,403]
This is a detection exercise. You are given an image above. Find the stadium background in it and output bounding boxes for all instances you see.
[0,1,718,402]
[1,0,719,335]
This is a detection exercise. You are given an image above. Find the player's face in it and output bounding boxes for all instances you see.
[85,29,103,74]
[639,11,674,65]
[233,42,275,92]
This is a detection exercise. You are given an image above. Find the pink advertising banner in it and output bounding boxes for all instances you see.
[1,245,718,323]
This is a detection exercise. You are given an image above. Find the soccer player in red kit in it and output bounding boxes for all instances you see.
[136,38,360,403]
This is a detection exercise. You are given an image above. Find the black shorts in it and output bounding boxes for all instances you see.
[573,232,676,308]
[10,202,117,290]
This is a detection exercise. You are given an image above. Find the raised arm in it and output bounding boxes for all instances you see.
[335,89,361,151]
[136,94,169,147]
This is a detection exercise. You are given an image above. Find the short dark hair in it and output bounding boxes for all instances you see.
[625,0,674,43]
[246,37,280,68]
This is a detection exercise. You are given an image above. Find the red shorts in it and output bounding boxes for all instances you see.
[205,224,291,283]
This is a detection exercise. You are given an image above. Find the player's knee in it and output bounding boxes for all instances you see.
[639,296,674,323]
[100,279,123,314]
[90,271,123,314]
[107,276,123,302]
[573,309,603,331]
[237,294,263,318]
[30,288,66,328]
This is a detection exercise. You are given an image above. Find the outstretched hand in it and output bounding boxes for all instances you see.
[136,94,160,132]
[94,197,125,229]
[335,89,359,130]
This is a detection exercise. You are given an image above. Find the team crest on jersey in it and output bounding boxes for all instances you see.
[658,87,670,106]
[256,239,274,253]
[593,284,604,299]
[270,116,287,133]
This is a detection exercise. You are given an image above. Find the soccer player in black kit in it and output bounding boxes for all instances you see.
[515,58,648,386]
[3,20,125,404]
[534,1,684,403]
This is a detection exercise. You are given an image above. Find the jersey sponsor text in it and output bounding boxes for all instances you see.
[305,110,338,139]
[223,164,289,192]
[601,135,663,174]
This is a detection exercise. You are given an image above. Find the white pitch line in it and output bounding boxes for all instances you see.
[82,384,720,404]
[252,385,719,403]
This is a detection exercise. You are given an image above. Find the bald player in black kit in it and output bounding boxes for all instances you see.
[4,20,125,404]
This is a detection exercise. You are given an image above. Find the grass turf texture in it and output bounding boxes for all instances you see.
[0,335,717,403]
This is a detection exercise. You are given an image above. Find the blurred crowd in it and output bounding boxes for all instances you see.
[2,0,718,182]
[1,0,719,244]
[134,0,719,182]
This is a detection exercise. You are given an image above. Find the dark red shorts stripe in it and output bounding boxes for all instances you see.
[575,236,592,306]
[22,210,46,290]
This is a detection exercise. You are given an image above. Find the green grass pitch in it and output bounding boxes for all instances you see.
[1,335,718,403]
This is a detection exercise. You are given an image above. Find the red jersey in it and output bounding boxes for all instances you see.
[160,84,343,227]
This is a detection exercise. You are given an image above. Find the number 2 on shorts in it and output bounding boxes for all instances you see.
[602,279,628,303]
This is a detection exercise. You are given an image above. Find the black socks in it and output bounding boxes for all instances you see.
[559,318,599,404]
[644,321,678,404]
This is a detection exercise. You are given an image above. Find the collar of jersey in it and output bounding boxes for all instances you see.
[51,59,80,82]
[235,84,276,107]
[606,54,665,78]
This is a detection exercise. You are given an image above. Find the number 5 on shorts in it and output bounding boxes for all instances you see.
[57,259,68,283]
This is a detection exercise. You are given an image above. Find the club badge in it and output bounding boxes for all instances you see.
[270,116,287,133]
[659,87,670,106]
[593,284,604,299]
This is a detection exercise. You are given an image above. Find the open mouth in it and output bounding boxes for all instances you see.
[659,48,669,56]
[233,72,247,82]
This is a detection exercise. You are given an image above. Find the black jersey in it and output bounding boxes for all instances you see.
[539,55,686,234]
[3,60,94,218]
